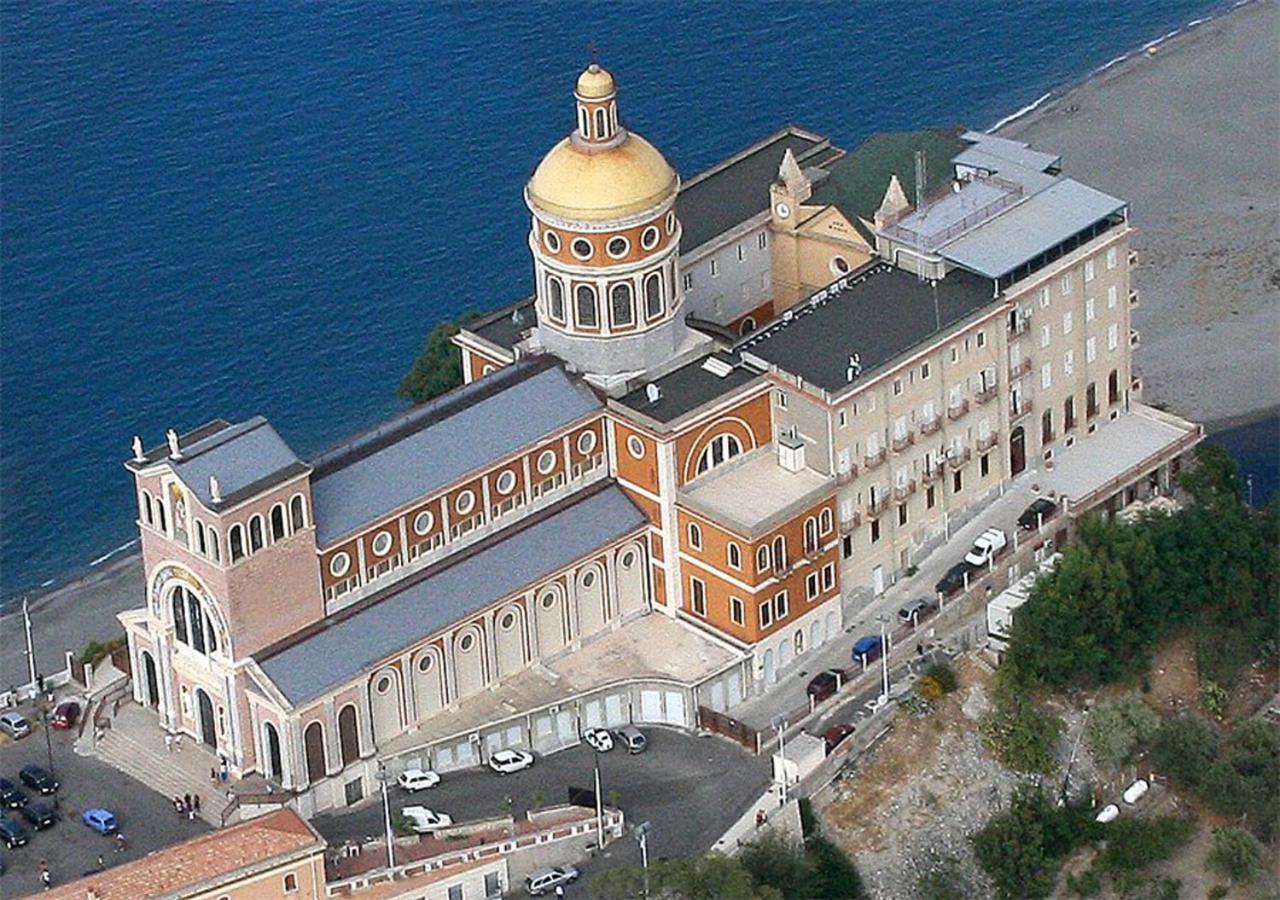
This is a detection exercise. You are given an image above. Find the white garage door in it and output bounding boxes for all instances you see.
[664,690,686,726]
[727,671,743,708]
[639,690,663,722]
[708,681,725,712]
[604,694,626,726]
[583,699,604,729]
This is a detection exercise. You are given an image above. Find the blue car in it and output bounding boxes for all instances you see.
[851,635,883,664]
[82,808,118,834]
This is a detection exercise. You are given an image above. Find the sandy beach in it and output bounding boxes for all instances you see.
[1001,0,1279,429]
[4,2,1275,688]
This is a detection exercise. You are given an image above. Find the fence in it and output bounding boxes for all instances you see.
[697,705,760,753]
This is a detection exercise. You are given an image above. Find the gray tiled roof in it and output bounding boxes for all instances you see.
[309,361,600,546]
[957,131,1062,174]
[256,483,646,705]
[169,417,304,507]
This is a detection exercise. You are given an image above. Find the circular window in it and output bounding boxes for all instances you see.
[641,226,660,250]
[376,676,391,694]
[329,552,350,578]
[537,449,557,475]
[774,202,791,219]
[577,430,597,454]
[500,612,516,630]
[621,550,637,568]
[455,490,475,515]
[543,230,561,253]
[627,435,646,459]
[458,633,475,652]
[541,592,557,609]
[495,470,517,495]
[582,570,596,589]
[371,531,393,557]
[413,510,434,535]
[606,236,629,259]
[831,256,851,275]
[571,238,594,260]
[665,211,676,234]
[417,654,434,673]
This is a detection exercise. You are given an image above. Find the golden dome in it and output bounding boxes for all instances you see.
[527,132,678,222]
[575,63,615,99]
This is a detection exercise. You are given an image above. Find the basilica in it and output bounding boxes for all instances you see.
[118,63,1196,813]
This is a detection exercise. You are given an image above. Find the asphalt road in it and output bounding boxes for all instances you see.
[311,726,772,895]
[0,707,208,894]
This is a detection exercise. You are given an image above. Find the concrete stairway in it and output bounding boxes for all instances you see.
[95,727,232,827]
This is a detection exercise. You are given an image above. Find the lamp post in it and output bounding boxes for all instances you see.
[634,821,652,900]
[375,761,395,871]
[771,715,788,804]
[593,747,604,848]
[877,615,890,703]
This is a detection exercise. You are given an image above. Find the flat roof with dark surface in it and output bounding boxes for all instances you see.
[738,262,996,395]
[258,482,646,704]
[612,351,764,426]
[469,296,536,353]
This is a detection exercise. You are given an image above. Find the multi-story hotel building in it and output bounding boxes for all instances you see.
[118,63,1198,813]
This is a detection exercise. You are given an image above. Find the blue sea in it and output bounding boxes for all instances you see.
[0,0,1262,603]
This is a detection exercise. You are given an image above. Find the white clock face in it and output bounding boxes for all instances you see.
[774,202,790,219]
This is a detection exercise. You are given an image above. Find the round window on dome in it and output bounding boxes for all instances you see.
[641,226,660,250]
[577,430,597,455]
[372,531,393,557]
[543,230,561,253]
[665,211,676,234]
[571,238,594,260]
[627,435,646,459]
[537,449,557,475]
[413,510,434,536]
[606,236,629,259]
[495,470,517,495]
[329,552,350,578]
[455,490,475,515]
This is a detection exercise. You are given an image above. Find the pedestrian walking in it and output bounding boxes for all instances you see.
[183,793,192,814]
[554,885,565,899]
[164,733,174,754]
[174,795,185,815]
[41,869,51,890]
[755,809,766,828]
[97,855,106,871]
[115,832,127,853]
[174,733,182,752]
[210,767,218,784]
[193,794,201,815]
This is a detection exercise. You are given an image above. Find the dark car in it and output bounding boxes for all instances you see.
[0,780,26,810]
[1018,497,1058,530]
[806,669,845,703]
[934,561,975,597]
[0,815,28,849]
[19,765,57,796]
[823,723,856,754]
[19,801,56,830]
[51,701,81,730]
[851,635,883,664]
[897,598,933,625]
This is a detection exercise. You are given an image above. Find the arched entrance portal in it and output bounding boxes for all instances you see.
[195,689,216,748]
[263,721,283,781]
[1009,426,1027,476]
[141,651,160,708]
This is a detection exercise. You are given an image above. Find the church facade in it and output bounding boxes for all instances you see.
[118,64,1198,813]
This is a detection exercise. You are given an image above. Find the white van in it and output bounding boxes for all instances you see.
[614,724,647,754]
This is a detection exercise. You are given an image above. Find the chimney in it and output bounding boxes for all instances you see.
[777,434,806,473]
[209,475,222,505]
[131,435,145,462]
[166,428,182,460]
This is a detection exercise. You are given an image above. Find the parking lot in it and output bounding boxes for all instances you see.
[312,725,772,894]
[0,703,207,894]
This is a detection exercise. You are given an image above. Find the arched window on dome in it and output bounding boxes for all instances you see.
[547,276,565,323]
[610,283,634,328]
[594,107,607,140]
[644,273,663,319]
[575,285,598,328]
[578,107,589,139]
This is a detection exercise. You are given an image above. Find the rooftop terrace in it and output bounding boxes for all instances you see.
[679,446,832,539]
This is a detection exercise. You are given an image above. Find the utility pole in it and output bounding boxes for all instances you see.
[593,751,604,848]
[878,616,890,703]
[376,761,395,871]
[635,821,652,900]
[23,598,37,697]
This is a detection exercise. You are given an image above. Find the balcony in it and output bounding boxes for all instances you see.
[947,399,970,421]
[836,462,860,485]
[974,385,998,406]
[946,447,971,469]
[1128,289,1140,309]
[922,465,944,486]
[1129,328,1141,349]
[864,448,886,470]
[919,416,942,436]
[1009,358,1033,381]
[1010,315,1031,337]
[976,432,998,453]
[894,479,917,501]
[866,495,890,518]
[1128,249,1139,267]
[891,431,915,453]
[1010,398,1033,423]
[840,511,862,533]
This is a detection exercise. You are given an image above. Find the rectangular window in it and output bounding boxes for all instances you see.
[690,577,706,616]
[758,232,768,250]
[981,453,990,478]
[926,485,936,509]
[682,273,693,290]
[952,470,963,493]
[842,534,853,559]
[1086,336,1097,363]
[870,519,881,543]
[730,596,745,626]
[774,591,789,620]
[921,361,930,380]
[736,244,745,262]
[1107,285,1118,308]
[1040,324,1051,349]
[1108,323,1119,351]
[806,572,819,600]
[759,600,773,628]
[976,331,986,349]
[893,378,903,396]
[822,562,835,591]
[838,409,847,428]
[776,391,788,409]
[1041,363,1052,390]
[1062,311,1073,335]
[1039,285,1051,308]
[1086,297,1096,322]
[897,504,908,526]
[1064,349,1075,377]
[1106,246,1119,269]
[1060,272,1072,294]
[1083,258,1096,282]
[710,259,720,277]
[950,346,959,364]
[448,885,462,900]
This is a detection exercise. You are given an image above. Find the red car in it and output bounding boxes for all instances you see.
[50,701,80,730]
[823,723,856,755]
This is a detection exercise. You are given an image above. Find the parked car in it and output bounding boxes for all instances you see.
[613,725,647,754]
[823,723,856,755]
[19,801,56,830]
[897,598,932,625]
[0,815,29,849]
[964,528,1008,567]
[81,808,118,834]
[396,768,441,792]
[0,713,30,740]
[582,727,614,753]
[19,765,58,796]
[851,635,883,665]
[806,669,845,703]
[935,561,975,596]
[401,806,452,833]
[526,865,580,896]
[487,749,535,775]
[51,701,81,730]
[1018,497,1058,530]
[0,779,26,809]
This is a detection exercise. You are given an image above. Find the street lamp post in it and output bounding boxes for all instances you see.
[376,761,395,871]
[877,616,890,703]
[771,715,788,804]
[634,821,653,900]
[593,749,604,848]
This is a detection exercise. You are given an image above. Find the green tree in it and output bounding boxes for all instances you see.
[805,836,865,899]
[1206,826,1264,883]
[1096,816,1194,874]
[738,830,865,899]
[397,311,483,404]
[972,784,1097,900]
[979,687,1064,774]
[591,854,781,900]
[1085,693,1161,768]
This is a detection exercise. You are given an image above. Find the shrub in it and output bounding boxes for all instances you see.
[397,311,483,404]
[979,689,1065,774]
[1206,827,1263,883]
[1085,693,1160,768]
[391,813,415,837]
[1197,680,1229,717]
[915,675,945,702]
[972,784,1098,900]
[1096,816,1194,873]
[805,836,865,899]
[798,797,816,838]
[924,662,959,693]
[916,856,969,900]
[739,830,865,900]
[1065,868,1102,896]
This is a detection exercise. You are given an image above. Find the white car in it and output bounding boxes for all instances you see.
[397,768,441,792]
[582,727,614,752]
[487,748,535,775]
[526,865,580,896]
[964,527,1008,567]
[401,806,453,833]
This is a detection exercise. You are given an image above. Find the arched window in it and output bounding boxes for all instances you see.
[644,273,663,318]
[249,515,264,553]
[727,542,742,570]
[172,590,188,644]
[156,500,168,534]
[739,317,757,336]
[187,589,206,654]
[804,518,819,555]
[688,522,703,550]
[610,283,634,327]
[196,521,207,556]
[141,491,155,527]
[290,495,306,532]
[229,525,245,563]
[1108,369,1120,405]
[819,508,833,535]
[547,276,565,322]
[208,527,221,563]
[303,722,327,784]
[578,107,589,137]
[594,107,606,139]
[756,546,770,573]
[206,614,218,654]
[337,704,360,767]
[772,535,788,571]
[575,285,598,328]
[1041,409,1054,446]
[270,505,286,542]
[696,433,743,475]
